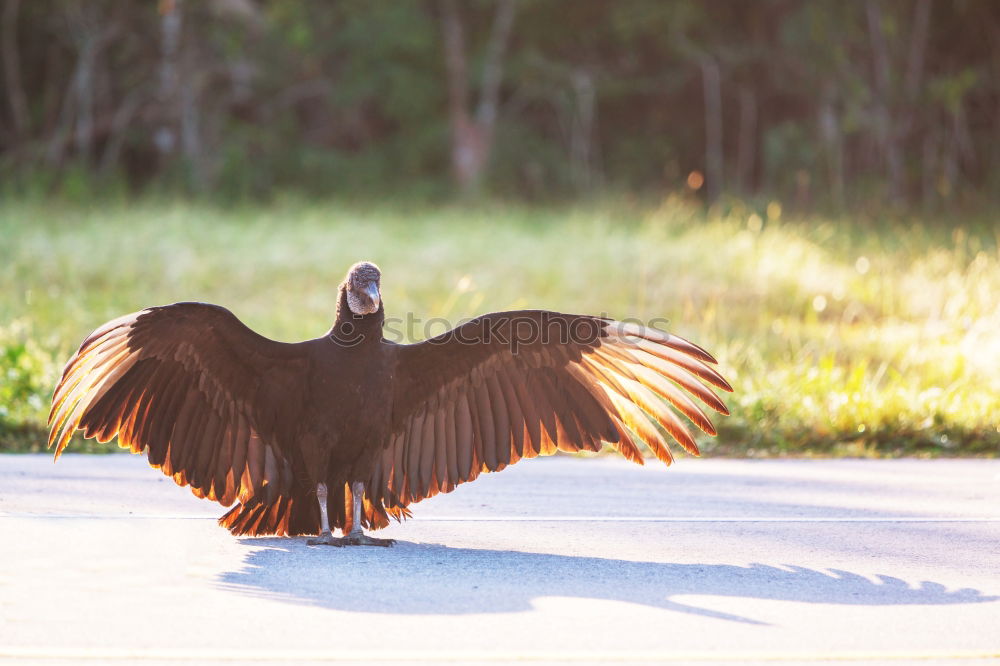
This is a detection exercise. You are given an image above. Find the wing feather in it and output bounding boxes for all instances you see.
[49,303,308,510]
[486,374,512,468]
[495,368,526,460]
[444,396,459,490]
[419,399,437,497]
[455,393,475,480]
[473,378,498,471]
[433,402,449,492]
[405,408,426,501]
[376,311,730,506]
[508,367,542,456]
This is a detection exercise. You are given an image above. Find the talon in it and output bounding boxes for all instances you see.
[342,532,395,547]
[307,531,343,546]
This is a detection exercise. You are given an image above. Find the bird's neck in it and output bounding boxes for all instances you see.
[329,287,384,346]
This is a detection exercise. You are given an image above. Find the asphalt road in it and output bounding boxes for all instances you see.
[1,454,998,665]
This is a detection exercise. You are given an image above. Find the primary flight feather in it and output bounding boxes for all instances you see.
[49,261,732,546]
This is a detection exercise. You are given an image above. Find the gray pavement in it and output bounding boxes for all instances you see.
[1,453,998,664]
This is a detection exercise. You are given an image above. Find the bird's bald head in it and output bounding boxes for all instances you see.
[344,261,382,315]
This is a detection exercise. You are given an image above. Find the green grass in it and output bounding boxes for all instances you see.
[2,196,998,456]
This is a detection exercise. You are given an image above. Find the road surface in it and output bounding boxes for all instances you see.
[1,454,999,664]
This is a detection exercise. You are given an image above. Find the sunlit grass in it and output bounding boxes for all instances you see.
[2,196,997,455]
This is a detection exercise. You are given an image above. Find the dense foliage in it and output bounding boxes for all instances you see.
[1,0,998,206]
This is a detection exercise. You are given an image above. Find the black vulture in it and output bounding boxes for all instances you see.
[48,262,731,546]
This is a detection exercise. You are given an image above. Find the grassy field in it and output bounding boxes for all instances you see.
[2,197,998,456]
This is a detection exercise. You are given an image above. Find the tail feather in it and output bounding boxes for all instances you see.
[331,482,412,534]
[218,483,412,537]
[218,494,314,536]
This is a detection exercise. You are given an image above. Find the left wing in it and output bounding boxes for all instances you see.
[48,303,311,509]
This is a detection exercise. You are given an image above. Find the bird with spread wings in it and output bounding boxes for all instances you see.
[49,262,731,546]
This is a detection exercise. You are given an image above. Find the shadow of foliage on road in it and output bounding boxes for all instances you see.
[218,539,997,624]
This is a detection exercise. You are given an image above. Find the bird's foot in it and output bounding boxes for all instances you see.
[341,531,395,547]
[307,530,343,547]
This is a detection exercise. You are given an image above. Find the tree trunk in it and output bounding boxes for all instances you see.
[2,0,29,141]
[475,0,516,131]
[736,86,756,194]
[905,0,931,102]
[701,58,723,204]
[440,0,516,196]
[569,68,597,193]
[180,49,205,191]
[921,131,937,207]
[155,0,183,157]
[866,0,903,202]
[819,83,844,207]
[72,38,96,164]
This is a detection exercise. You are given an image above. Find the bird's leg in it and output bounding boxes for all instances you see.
[339,481,395,547]
[307,482,342,546]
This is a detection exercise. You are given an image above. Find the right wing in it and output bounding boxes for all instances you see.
[48,302,310,507]
[370,311,732,507]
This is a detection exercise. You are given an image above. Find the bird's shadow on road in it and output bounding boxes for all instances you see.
[218,539,997,624]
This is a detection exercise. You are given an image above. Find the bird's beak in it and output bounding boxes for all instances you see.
[365,283,381,310]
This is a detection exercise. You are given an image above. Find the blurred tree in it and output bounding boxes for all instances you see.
[440,0,516,194]
[2,0,28,142]
[0,0,997,209]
